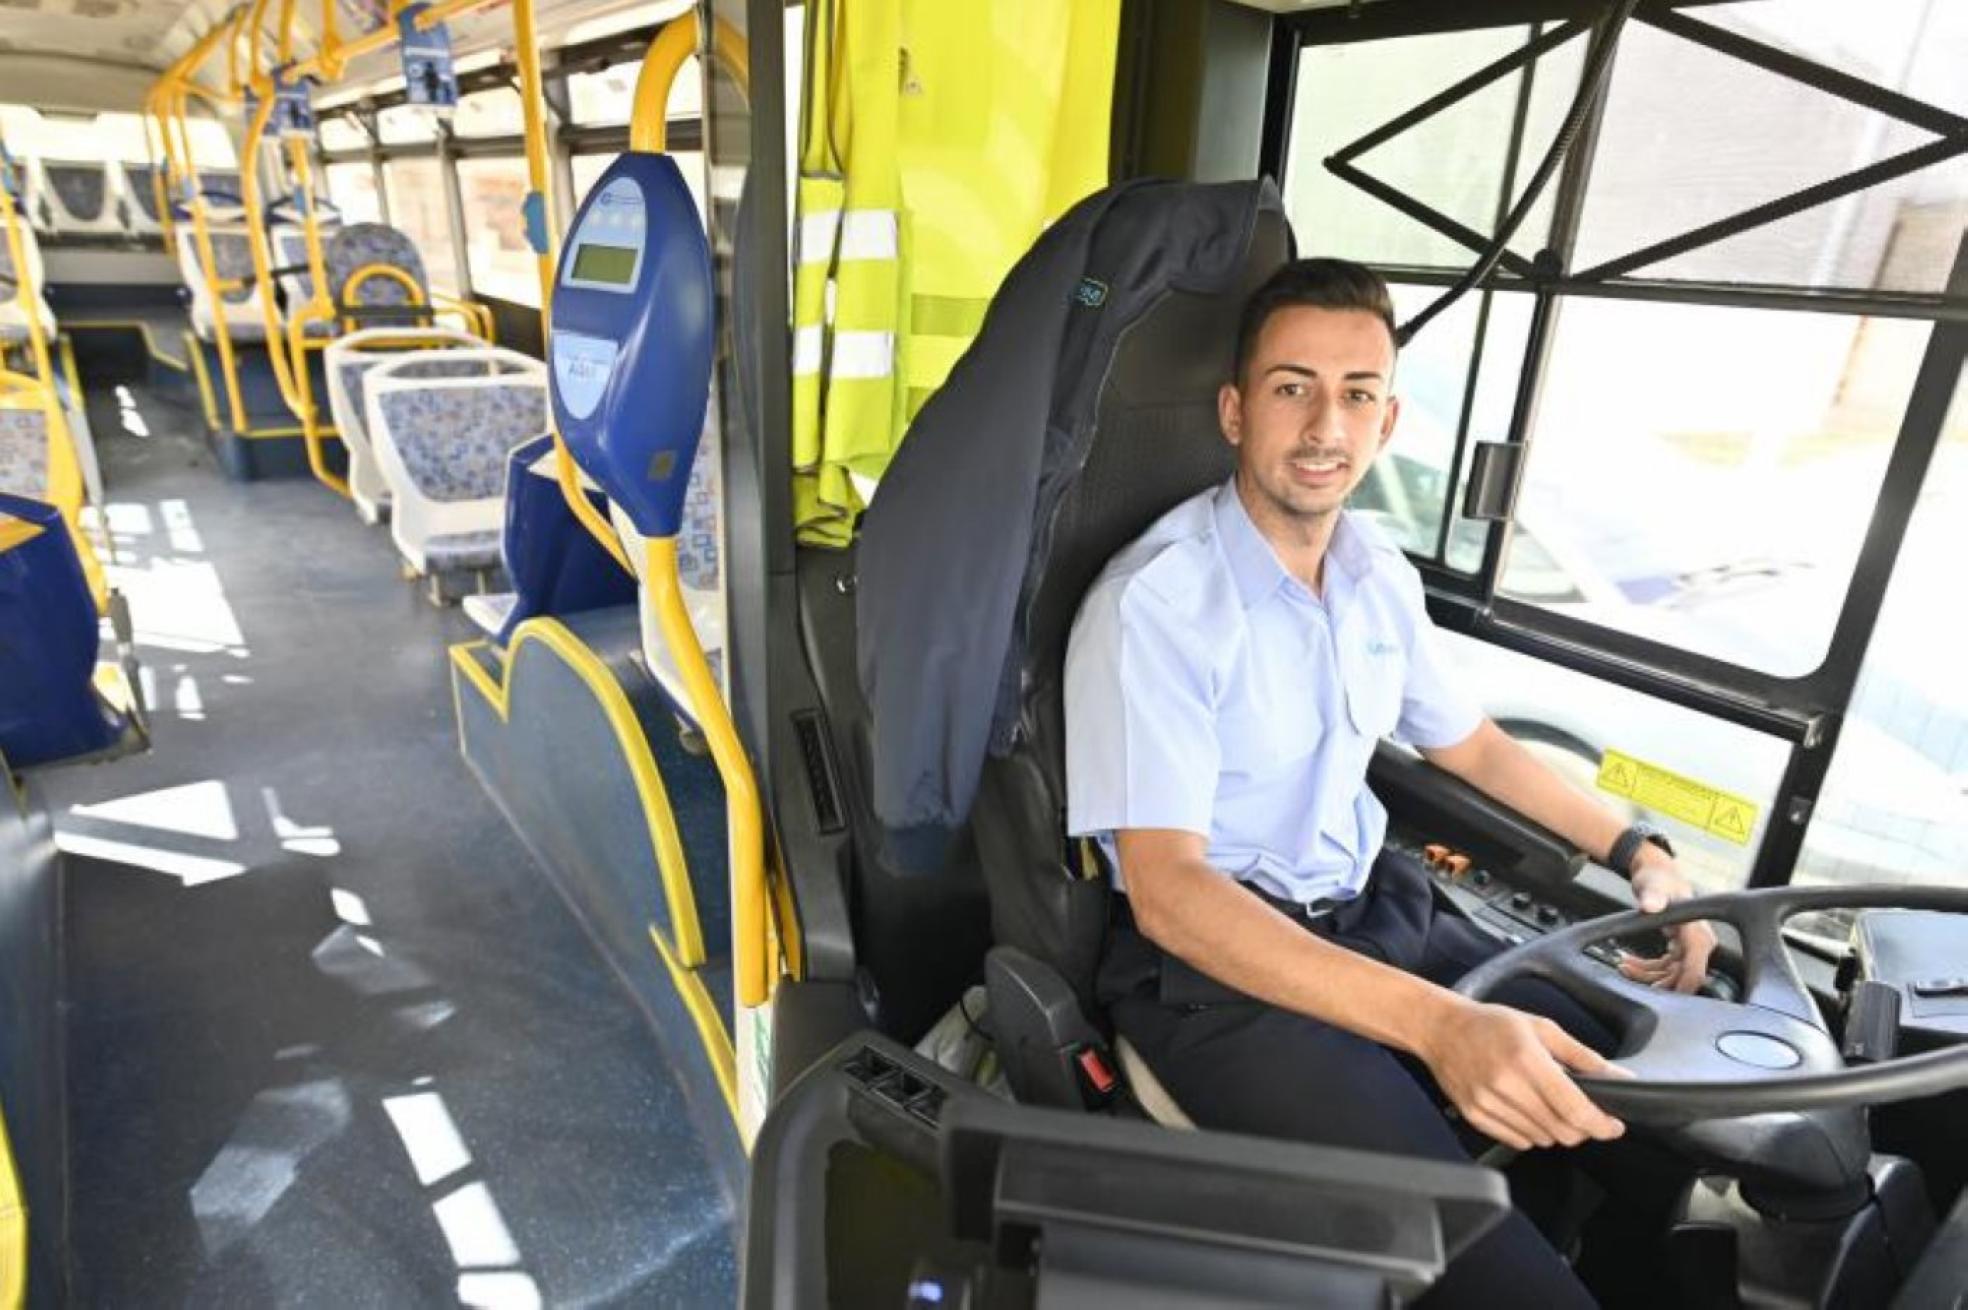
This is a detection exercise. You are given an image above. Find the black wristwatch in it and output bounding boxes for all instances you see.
[1608,821,1674,876]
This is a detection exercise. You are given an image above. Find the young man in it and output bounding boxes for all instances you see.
[1063,258,1716,1307]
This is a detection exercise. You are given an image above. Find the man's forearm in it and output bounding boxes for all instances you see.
[1436,722,1626,866]
[1129,856,1467,1058]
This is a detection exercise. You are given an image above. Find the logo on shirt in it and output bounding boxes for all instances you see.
[1366,640,1401,657]
[1073,277,1109,309]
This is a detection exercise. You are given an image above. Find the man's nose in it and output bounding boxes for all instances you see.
[1302,391,1340,444]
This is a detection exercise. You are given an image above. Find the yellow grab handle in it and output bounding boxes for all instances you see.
[643,536,770,1007]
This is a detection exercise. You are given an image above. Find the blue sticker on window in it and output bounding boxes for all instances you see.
[1074,277,1109,308]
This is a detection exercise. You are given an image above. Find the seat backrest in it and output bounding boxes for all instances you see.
[45,161,109,224]
[0,407,50,501]
[175,224,260,306]
[862,180,1293,1011]
[367,353,546,503]
[122,163,164,227]
[325,223,430,322]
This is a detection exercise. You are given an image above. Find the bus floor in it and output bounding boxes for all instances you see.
[36,380,740,1308]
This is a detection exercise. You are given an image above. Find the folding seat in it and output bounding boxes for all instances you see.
[362,347,547,578]
[323,325,483,522]
[30,159,125,237]
[270,220,342,335]
[119,162,167,237]
[176,222,273,342]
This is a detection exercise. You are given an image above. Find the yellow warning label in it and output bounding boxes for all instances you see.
[1595,748,1761,846]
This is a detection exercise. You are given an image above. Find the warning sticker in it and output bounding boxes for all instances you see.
[1595,748,1761,846]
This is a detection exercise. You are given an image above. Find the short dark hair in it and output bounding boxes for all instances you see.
[1231,258,1398,384]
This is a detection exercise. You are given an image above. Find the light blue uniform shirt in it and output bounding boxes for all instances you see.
[1064,478,1483,905]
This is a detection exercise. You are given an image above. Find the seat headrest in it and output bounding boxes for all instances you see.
[857,178,1293,868]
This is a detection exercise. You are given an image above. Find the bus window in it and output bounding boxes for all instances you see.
[324,161,383,224]
[454,85,525,139]
[456,157,537,305]
[1798,371,1968,899]
[1574,3,1967,293]
[1354,286,1532,564]
[1282,27,1585,271]
[381,157,459,293]
[376,103,440,147]
[318,116,367,153]
[568,56,701,127]
[1502,298,1929,678]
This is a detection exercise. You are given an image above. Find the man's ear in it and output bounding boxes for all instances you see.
[1376,394,1400,455]
[1218,382,1243,448]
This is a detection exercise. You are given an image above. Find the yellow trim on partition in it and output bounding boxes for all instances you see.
[448,624,708,966]
[57,336,85,407]
[0,1100,22,1310]
[65,320,190,373]
[770,852,804,980]
[649,926,740,1124]
[0,518,47,556]
[185,331,221,428]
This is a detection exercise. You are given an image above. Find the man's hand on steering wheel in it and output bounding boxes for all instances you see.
[1619,849,1717,994]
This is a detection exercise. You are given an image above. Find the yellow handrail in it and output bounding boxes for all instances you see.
[0,1099,22,1310]
[644,538,769,1007]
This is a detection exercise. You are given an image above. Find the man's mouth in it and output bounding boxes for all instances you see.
[1287,453,1348,483]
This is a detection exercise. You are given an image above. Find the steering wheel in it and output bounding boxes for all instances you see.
[1456,885,1968,1199]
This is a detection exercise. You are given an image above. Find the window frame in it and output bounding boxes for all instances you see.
[1262,1,1968,887]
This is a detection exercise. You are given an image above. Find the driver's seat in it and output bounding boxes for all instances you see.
[859,178,1292,1113]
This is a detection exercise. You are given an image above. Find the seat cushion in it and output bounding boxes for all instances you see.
[424,529,504,573]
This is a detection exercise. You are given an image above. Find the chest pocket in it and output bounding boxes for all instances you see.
[1340,635,1405,742]
[1218,675,1324,774]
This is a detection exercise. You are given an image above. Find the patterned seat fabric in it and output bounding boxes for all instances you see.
[676,433,721,591]
[199,170,241,200]
[325,223,429,314]
[206,231,261,305]
[0,409,50,500]
[375,381,546,503]
[423,528,505,572]
[337,355,487,424]
[46,164,106,222]
[125,165,163,222]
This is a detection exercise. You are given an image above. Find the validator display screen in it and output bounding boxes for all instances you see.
[571,242,636,285]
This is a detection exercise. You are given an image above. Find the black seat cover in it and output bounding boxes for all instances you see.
[859,178,1292,1016]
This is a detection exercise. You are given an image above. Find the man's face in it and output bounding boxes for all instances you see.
[1218,305,1399,527]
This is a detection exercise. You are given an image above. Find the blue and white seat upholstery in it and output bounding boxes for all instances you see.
[363,347,547,575]
[323,325,484,523]
[271,223,342,337]
[609,412,727,728]
[324,223,430,328]
[0,407,51,502]
[176,220,272,342]
[120,163,166,237]
[0,219,58,350]
[31,159,125,237]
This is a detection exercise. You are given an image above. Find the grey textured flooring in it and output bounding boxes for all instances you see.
[39,381,738,1308]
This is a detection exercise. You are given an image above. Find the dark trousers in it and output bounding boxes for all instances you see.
[1098,849,1619,1309]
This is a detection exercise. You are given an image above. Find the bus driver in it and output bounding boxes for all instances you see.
[1064,258,1717,1308]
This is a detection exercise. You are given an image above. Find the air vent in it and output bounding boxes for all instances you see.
[792,709,846,835]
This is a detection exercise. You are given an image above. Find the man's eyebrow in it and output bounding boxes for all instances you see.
[1261,363,1387,383]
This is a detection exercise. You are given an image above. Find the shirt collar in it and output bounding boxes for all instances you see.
[1212,478,1375,611]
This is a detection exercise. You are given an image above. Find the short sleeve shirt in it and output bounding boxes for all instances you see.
[1064,478,1483,904]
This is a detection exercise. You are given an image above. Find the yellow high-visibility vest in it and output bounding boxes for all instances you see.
[792,0,1119,548]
